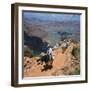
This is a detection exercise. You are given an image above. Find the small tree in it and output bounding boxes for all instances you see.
[72,47,80,60]
[24,46,33,58]
[61,32,68,41]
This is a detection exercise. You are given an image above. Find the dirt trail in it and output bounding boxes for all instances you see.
[53,49,66,68]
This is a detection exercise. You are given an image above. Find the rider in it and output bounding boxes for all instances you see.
[47,45,53,61]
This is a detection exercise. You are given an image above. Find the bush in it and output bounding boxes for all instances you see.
[24,46,33,58]
[69,67,80,75]
[72,47,80,60]
[74,68,80,75]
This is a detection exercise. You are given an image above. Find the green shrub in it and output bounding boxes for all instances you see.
[69,67,80,75]
[74,68,80,75]
[72,47,80,60]
[24,47,33,58]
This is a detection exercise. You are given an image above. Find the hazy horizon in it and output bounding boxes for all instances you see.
[23,11,80,22]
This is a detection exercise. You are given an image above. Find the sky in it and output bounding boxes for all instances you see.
[23,11,80,22]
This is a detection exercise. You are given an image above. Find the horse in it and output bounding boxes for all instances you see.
[37,54,54,71]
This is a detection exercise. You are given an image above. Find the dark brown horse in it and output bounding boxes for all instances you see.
[37,54,54,71]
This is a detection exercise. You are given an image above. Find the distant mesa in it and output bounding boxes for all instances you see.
[57,31,72,36]
[23,21,48,39]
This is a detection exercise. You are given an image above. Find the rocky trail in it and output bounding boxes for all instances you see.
[24,43,80,77]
